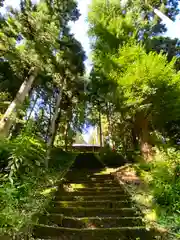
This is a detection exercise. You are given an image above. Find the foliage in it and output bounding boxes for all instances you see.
[113,43,180,127]
[99,145,126,167]
[88,0,179,64]
[0,2,86,235]
[74,132,87,144]
[49,147,77,168]
[0,82,76,236]
[0,0,86,143]
[150,149,180,213]
[0,131,47,235]
[0,169,64,237]
[0,132,45,182]
[0,136,75,237]
[146,36,180,70]
[135,147,180,235]
[88,0,180,157]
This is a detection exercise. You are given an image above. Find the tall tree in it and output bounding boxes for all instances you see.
[0,0,82,138]
[88,0,179,65]
[110,43,180,158]
[88,0,180,159]
[0,0,3,7]
[74,132,87,144]
[46,36,86,151]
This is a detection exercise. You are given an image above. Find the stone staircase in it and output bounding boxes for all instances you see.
[33,167,157,239]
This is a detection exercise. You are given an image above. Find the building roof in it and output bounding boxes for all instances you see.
[72,144,101,147]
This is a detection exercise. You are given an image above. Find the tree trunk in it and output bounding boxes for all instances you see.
[0,68,38,138]
[26,92,39,124]
[45,101,53,143]
[131,126,139,150]
[46,90,62,168]
[65,121,70,151]
[136,114,153,161]
[64,107,72,151]
[51,107,62,148]
[98,105,103,147]
[106,102,113,147]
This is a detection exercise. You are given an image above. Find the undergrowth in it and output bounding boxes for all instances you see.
[133,147,180,238]
[0,132,75,238]
[99,145,127,167]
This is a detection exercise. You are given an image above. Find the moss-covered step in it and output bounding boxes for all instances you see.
[53,200,132,208]
[88,174,114,179]
[33,225,153,240]
[65,172,113,178]
[63,177,114,184]
[38,215,144,228]
[64,171,93,179]
[63,180,117,185]
[55,190,126,197]
[64,169,102,175]
[63,175,115,181]
[62,181,120,187]
[32,165,156,239]
[64,172,113,178]
[67,187,125,192]
[48,206,139,218]
[54,194,129,201]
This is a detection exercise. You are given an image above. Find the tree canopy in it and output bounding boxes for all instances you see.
[87,0,180,158]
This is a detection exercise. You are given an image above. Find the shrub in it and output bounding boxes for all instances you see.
[0,132,76,237]
[134,147,180,235]
[100,146,126,167]
[149,148,180,213]
[0,171,56,236]
[0,133,45,183]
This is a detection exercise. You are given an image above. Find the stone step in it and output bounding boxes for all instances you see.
[65,187,125,192]
[64,172,92,179]
[38,215,144,228]
[64,173,113,178]
[65,173,113,179]
[65,169,104,175]
[89,174,113,179]
[48,207,138,217]
[53,200,132,208]
[63,179,116,184]
[55,194,129,201]
[55,190,125,197]
[64,177,114,183]
[63,180,120,188]
[33,225,153,240]
[32,166,157,239]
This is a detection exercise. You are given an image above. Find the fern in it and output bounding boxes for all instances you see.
[0,133,45,183]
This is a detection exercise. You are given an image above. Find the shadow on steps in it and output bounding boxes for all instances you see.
[71,153,104,170]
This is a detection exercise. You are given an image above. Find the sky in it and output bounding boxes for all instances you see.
[69,0,92,74]
[1,0,180,142]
